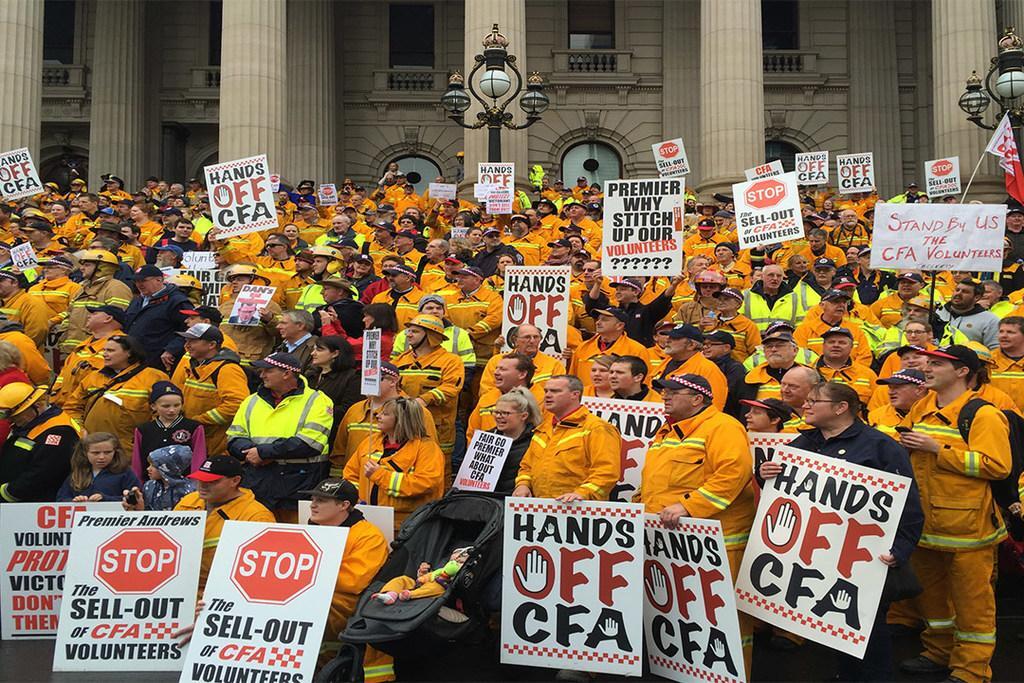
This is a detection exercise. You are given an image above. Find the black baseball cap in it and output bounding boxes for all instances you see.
[299,477,358,505]
[653,374,713,400]
[251,352,302,373]
[592,307,629,323]
[920,344,980,373]
[821,288,852,302]
[704,330,736,348]
[740,398,798,422]
[547,238,573,249]
[813,257,836,270]
[821,326,853,340]
[177,322,224,343]
[877,369,927,386]
[86,304,126,327]
[135,264,164,280]
[666,323,704,342]
[188,455,243,482]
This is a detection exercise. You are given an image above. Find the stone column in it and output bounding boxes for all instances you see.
[286,0,336,183]
[1002,0,1024,35]
[699,0,764,197]
[462,0,528,184]
[88,0,146,189]
[848,0,903,194]
[219,0,286,173]
[933,0,1000,198]
[662,0,701,184]
[0,0,43,159]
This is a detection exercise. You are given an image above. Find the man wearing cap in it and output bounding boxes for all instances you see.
[641,373,756,675]
[653,324,728,411]
[742,326,808,403]
[371,262,424,329]
[0,269,49,347]
[504,215,542,266]
[0,382,80,503]
[444,265,502,388]
[683,218,728,259]
[868,369,929,438]
[583,273,681,347]
[30,255,81,323]
[815,326,878,404]
[226,352,334,521]
[301,478,391,674]
[123,455,275,587]
[51,305,126,404]
[703,330,746,418]
[171,323,248,457]
[390,294,474,372]
[706,286,761,361]
[391,314,464,459]
[123,264,191,368]
[1004,205,1024,263]
[558,200,601,250]
[935,279,1000,349]
[569,307,651,386]
[314,277,365,340]
[794,288,874,365]
[364,220,400,274]
[896,345,1011,683]
[740,397,798,435]
[873,272,927,328]
[20,216,65,260]
[473,227,522,278]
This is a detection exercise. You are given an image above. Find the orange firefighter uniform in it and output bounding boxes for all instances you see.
[172,355,250,456]
[63,363,170,453]
[392,346,464,454]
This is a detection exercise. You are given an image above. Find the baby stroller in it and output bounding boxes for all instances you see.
[330,493,504,678]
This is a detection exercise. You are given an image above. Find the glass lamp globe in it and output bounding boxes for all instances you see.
[479,69,512,98]
[996,70,1024,99]
[520,89,550,115]
[958,87,990,116]
[441,87,471,114]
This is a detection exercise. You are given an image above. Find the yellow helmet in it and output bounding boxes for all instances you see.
[224,264,259,280]
[405,314,449,340]
[167,273,203,292]
[0,382,46,418]
[965,341,994,365]
[307,245,344,260]
[78,249,119,266]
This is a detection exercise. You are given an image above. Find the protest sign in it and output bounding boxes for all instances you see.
[795,151,829,186]
[603,178,684,277]
[10,242,38,271]
[735,445,911,658]
[453,431,513,492]
[429,182,457,201]
[478,163,514,210]
[361,328,382,396]
[298,503,395,544]
[486,189,513,215]
[501,498,645,676]
[179,521,345,683]
[181,251,216,271]
[473,183,495,201]
[732,172,803,249]
[0,147,43,201]
[925,157,961,198]
[501,266,570,354]
[318,183,338,206]
[203,154,276,239]
[869,202,1006,272]
[644,516,746,683]
[836,153,875,194]
[744,160,784,181]
[748,432,797,488]
[652,138,690,177]
[1,502,121,639]
[185,266,227,307]
[270,174,280,193]
[581,397,665,502]
[53,510,204,671]
[228,285,275,326]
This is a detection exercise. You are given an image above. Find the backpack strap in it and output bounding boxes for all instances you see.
[956,397,992,444]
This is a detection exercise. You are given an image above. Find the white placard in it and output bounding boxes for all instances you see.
[501,499,645,677]
[644,516,746,683]
[795,151,829,186]
[732,172,804,249]
[924,157,961,198]
[836,153,875,194]
[179,522,346,683]
[478,163,514,211]
[748,431,797,488]
[453,431,513,492]
[10,242,38,270]
[297,502,395,545]
[652,138,690,177]
[735,446,911,658]
[501,265,570,355]
[181,251,216,271]
[227,285,275,326]
[486,189,513,215]
[270,174,280,193]
[53,511,204,671]
[318,183,338,206]
[185,267,227,308]
[204,154,277,238]
[473,183,496,201]
[0,147,43,201]
[1,502,122,640]
[869,202,1006,272]
[360,328,382,396]
[744,160,784,181]
[602,178,685,276]
[428,183,457,201]
[581,397,665,502]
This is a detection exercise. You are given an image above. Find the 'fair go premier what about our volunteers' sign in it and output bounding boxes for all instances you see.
[603,178,684,277]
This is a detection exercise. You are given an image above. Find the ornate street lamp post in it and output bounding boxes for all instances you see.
[440,24,550,163]
[959,27,1024,150]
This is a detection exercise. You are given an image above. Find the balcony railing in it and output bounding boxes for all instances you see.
[190,66,221,89]
[42,64,86,89]
[552,49,632,75]
[763,50,817,73]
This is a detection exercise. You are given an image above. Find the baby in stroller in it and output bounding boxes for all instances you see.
[371,547,472,605]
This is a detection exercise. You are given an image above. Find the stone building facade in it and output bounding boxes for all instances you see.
[0,0,1019,199]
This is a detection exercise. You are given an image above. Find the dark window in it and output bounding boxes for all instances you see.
[389,4,434,68]
[762,0,798,50]
[43,0,76,64]
[209,0,223,66]
[568,0,614,49]
[765,140,800,172]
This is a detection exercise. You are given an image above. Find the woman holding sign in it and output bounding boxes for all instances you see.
[489,387,542,496]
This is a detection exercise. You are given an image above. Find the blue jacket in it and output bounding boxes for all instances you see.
[56,469,142,502]
[124,284,191,368]
[789,419,924,565]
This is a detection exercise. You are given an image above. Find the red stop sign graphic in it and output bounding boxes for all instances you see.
[94,529,181,594]
[658,142,679,159]
[931,160,954,176]
[231,528,323,605]
[744,178,787,210]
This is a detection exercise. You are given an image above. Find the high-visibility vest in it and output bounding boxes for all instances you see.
[226,380,334,462]
[741,283,816,331]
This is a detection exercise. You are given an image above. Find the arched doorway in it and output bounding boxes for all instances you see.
[387,155,442,194]
[561,142,622,188]
[764,140,801,172]
[39,152,89,191]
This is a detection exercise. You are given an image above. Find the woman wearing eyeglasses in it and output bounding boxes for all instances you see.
[63,334,169,454]
[488,387,543,496]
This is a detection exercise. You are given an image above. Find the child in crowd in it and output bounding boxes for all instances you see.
[131,380,206,480]
[142,444,196,510]
[57,432,142,502]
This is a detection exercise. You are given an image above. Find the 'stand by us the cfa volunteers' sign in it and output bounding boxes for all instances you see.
[602,178,684,277]
[53,511,205,671]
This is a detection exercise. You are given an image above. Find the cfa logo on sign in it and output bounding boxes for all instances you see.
[745,179,786,210]
[658,142,679,159]
[94,529,181,594]
[231,528,323,605]
[931,160,954,176]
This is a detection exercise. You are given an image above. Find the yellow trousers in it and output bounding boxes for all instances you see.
[378,574,446,600]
